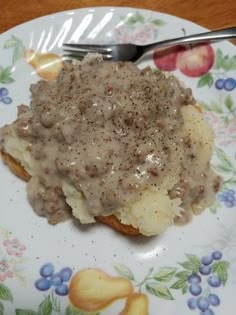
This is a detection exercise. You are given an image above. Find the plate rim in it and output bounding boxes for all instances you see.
[2,6,235,51]
[0,6,235,314]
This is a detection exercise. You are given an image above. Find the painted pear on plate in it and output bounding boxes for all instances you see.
[25,49,63,80]
[119,293,149,315]
[69,268,134,312]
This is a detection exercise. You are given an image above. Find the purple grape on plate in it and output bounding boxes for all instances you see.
[208,294,220,306]
[0,88,8,96]
[226,200,236,208]
[189,283,202,296]
[211,251,223,260]
[60,267,73,282]
[200,309,215,315]
[35,278,51,291]
[208,275,221,287]
[188,274,201,284]
[199,265,211,275]
[197,297,210,311]
[201,256,213,266]
[187,297,197,310]
[40,263,55,278]
[0,88,12,104]
[223,78,236,91]
[55,283,69,296]
[218,190,236,207]
[215,78,224,90]
[51,273,63,287]
[228,189,235,196]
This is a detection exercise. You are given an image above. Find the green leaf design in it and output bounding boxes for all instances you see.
[1,66,12,76]
[197,73,213,88]
[182,284,188,294]
[4,38,18,49]
[0,301,3,315]
[212,261,230,286]
[51,292,60,312]
[225,95,234,111]
[38,296,52,315]
[124,12,145,26]
[222,55,236,71]
[150,19,166,26]
[185,254,201,264]
[4,36,21,48]
[66,305,80,315]
[215,148,233,169]
[0,284,13,302]
[113,263,135,280]
[175,271,191,280]
[179,261,197,272]
[214,48,223,69]
[12,44,25,64]
[65,305,100,315]
[146,282,174,300]
[0,66,14,84]
[179,254,201,273]
[3,36,25,65]
[0,77,14,84]
[15,310,38,315]
[170,279,186,290]
[210,101,223,113]
[153,267,176,282]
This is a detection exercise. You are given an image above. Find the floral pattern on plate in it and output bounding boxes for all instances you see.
[0,88,12,104]
[0,227,28,284]
[113,11,165,44]
[0,251,230,314]
[0,227,28,314]
[0,7,236,315]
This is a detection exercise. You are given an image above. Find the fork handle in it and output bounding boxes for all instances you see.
[144,27,236,52]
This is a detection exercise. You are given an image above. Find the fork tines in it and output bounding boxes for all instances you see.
[63,43,112,60]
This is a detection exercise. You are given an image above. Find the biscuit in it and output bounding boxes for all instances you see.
[1,150,140,236]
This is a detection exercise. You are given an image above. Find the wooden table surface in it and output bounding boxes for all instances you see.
[1,0,236,35]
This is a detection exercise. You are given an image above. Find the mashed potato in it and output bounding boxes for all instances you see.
[2,105,216,236]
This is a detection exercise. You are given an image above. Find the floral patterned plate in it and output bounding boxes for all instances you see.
[0,7,236,315]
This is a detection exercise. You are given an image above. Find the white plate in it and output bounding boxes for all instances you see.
[0,7,236,315]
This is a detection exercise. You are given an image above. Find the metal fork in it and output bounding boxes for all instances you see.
[63,26,236,63]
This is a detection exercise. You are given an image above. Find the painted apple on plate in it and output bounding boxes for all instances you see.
[153,44,215,77]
